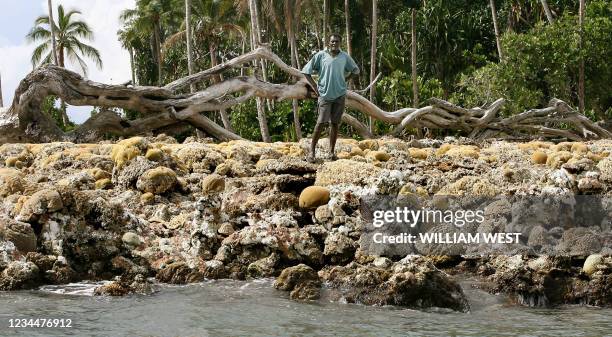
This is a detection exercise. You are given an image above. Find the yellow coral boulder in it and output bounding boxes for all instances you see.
[299,186,330,209]
[136,167,177,194]
[111,137,148,167]
[531,151,548,164]
[408,148,427,160]
[0,168,25,197]
[95,178,112,190]
[145,148,164,161]
[367,151,391,162]
[201,174,225,194]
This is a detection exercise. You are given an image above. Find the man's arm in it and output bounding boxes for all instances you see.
[344,54,360,87]
[302,53,321,97]
[304,74,320,97]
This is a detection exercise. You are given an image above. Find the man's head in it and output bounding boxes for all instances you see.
[328,33,342,55]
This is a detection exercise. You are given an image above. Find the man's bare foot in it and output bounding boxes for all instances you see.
[329,153,338,161]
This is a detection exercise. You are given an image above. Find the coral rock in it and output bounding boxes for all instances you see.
[136,167,177,194]
[201,174,225,194]
[299,186,330,209]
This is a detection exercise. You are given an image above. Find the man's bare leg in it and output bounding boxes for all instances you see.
[329,122,339,160]
[309,122,326,162]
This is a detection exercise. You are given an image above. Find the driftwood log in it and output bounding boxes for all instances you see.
[0,46,608,143]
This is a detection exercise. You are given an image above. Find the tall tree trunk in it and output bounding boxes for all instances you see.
[578,0,585,114]
[411,8,418,107]
[249,0,271,142]
[490,0,503,60]
[323,0,328,45]
[541,0,554,23]
[344,0,352,56]
[287,3,302,140]
[154,20,163,86]
[209,44,233,132]
[369,0,378,133]
[47,0,59,65]
[57,46,70,127]
[0,72,3,107]
[129,47,136,85]
[344,0,353,89]
[185,0,195,93]
[313,18,321,50]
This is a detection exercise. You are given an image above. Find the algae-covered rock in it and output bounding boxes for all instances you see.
[17,189,63,222]
[409,148,429,160]
[0,261,40,290]
[367,150,391,162]
[136,167,177,194]
[0,218,37,253]
[111,137,148,167]
[547,151,572,168]
[444,145,480,159]
[319,258,469,312]
[95,178,112,190]
[299,186,330,209]
[274,264,321,300]
[140,192,155,204]
[145,148,164,162]
[201,174,225,194]
[0,168,25,197]
[531,151,548,164]
[155,262,204,284]
[122,232,141,247]
[323,232,357,265]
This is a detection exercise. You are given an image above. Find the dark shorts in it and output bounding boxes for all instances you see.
[317,95,345,124]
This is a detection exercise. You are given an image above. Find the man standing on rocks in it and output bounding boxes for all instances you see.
[302,33,360,162]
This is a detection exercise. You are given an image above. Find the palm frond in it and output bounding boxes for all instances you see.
[26,26,51,43]
[30,42,51,67]
[65,44,89,76]
[68,37,103,70]
[65,21,94,40]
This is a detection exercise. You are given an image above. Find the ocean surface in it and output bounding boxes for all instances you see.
[0,278,610,337]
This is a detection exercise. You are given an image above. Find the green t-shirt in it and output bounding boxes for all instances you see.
[301,50,360,101]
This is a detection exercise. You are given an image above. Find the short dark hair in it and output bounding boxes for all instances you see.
[329,33,342,41]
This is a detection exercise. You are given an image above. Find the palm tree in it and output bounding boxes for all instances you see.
[27,4,103,127]
[540,0,554,23]
[47,0,59,65]
[185,0,195,93]
[27,5,103,74]
[344,0,352,57]
[164,0,245,131]
[369,0,378,133]
[489,0,503,60]
[411,7,418,107]
[120,0,177,86]
[578,0,585,113]
[322,0,328,45]
[118,26,138,86]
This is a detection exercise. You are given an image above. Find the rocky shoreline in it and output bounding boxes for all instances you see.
[0,136,610,311]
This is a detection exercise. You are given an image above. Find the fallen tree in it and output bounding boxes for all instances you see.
[0,46,609,144]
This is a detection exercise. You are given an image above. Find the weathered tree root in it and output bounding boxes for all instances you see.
[0,47,607,143]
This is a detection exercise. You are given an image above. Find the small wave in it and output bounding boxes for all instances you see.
[38,281,111,296]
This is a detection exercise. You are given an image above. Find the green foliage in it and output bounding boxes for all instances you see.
[41,96,75,131]
[114,0,611,140]
[378,70,444,109]
[455,0,612,118]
